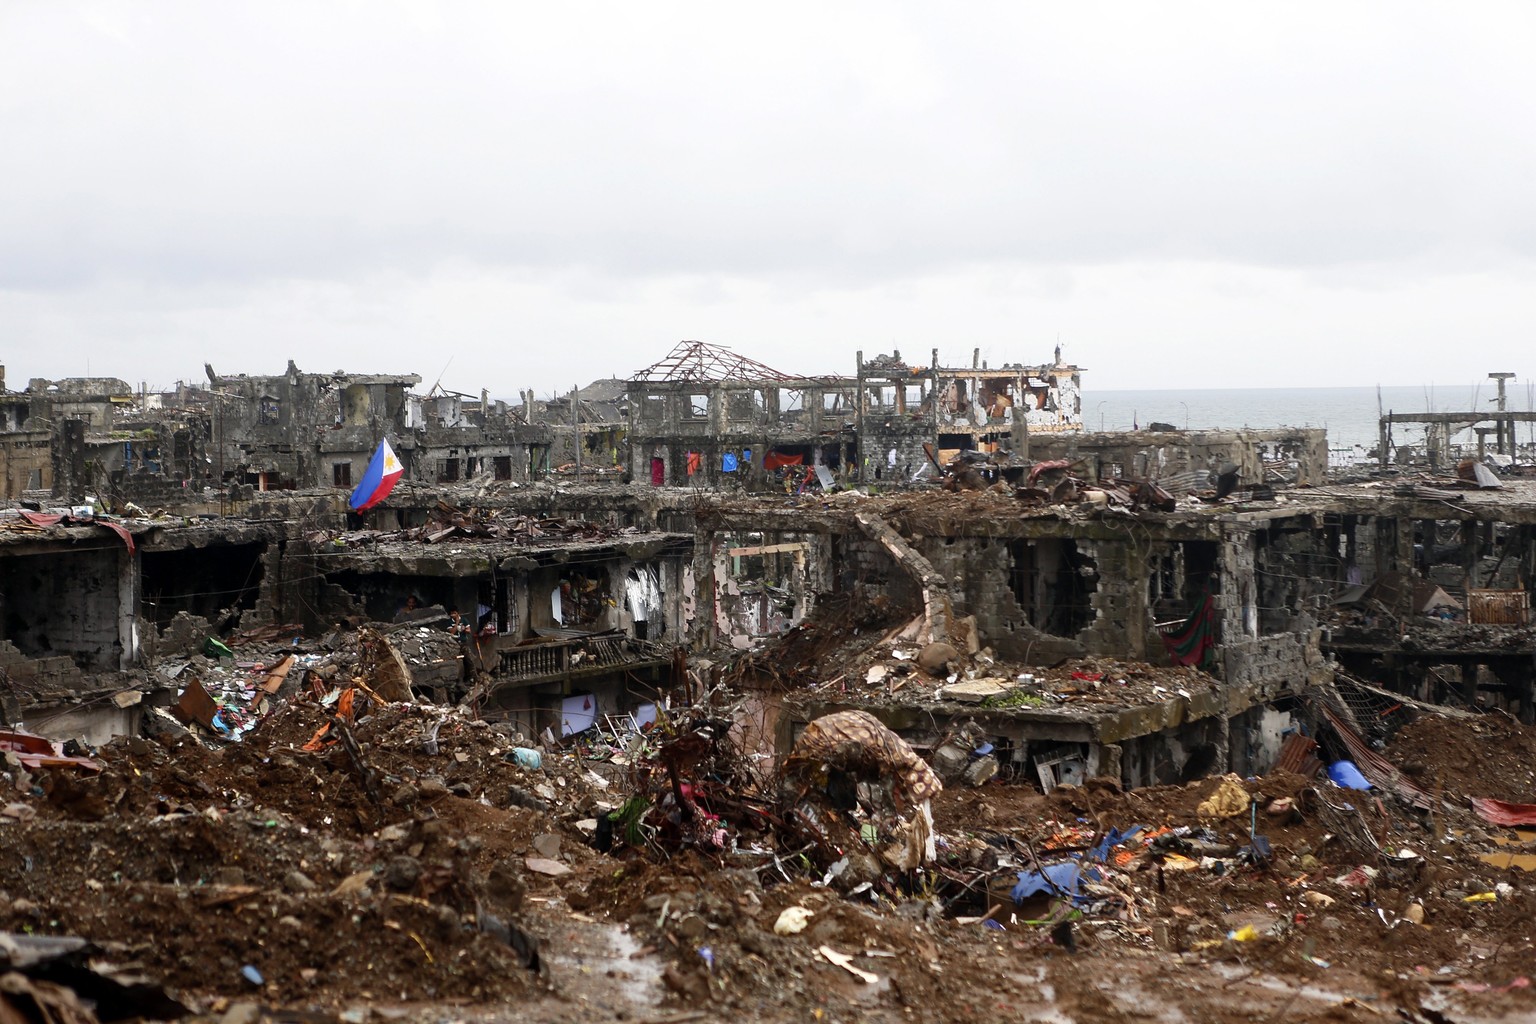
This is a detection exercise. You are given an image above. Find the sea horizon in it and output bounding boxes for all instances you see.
[1087,383,1536,454]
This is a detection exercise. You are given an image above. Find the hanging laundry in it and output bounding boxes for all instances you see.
[722,452,739,473]
[687,452,701,475]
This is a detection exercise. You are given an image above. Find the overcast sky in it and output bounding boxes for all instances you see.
[2,1,1534,399]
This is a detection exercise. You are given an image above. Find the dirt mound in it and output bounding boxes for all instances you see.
[0,698,613,1008]
[1388,712,1536,803]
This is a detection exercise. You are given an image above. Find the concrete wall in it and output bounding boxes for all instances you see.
[0,431,52,498]
[923,536,1088,662]
[1219,631,1330,701]
[26,703,140,746]
[1030,427,1329,487]
[0,639,87,694]
[0,548,125,672]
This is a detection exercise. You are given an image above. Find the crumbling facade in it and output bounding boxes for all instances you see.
[857,346,1084,483]
[695,489,1328,789]
[206,362,554,492]
[9,345,1523,799]
[1026,426,1330,488]
[626,341,859,488]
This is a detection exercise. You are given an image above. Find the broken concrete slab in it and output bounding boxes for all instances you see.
[937,678,1019,704]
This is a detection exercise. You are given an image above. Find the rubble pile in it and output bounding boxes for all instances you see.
[817,648,1219,711]
[317,502,620,549]
[725,590,920,692]
[154,620,467,744]
[0,695,609,1010]
[1388,711,1536,804]
[2,660,1536,1020]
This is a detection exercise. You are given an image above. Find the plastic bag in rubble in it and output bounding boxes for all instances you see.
[509,747,542,770]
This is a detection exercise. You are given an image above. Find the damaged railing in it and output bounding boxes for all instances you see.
[495,632,665,683]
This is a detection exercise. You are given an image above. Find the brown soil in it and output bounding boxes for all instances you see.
[3,703,1536,1023]
[1388,711,1536,803]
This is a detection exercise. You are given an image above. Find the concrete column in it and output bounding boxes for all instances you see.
[1523,654,1535,725]
[688,533,716,649]
[1395,518,1415,576]
[117,547,139,669]
[853,510,953,642]
[1461,519,1480,591]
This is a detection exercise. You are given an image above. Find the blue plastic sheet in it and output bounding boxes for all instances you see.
[1012,861,1083,903]
[1089,825,1144,861]
[1328,760,1373,790]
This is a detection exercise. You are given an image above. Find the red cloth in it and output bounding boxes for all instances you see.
[1159,593,1216,666]
[18,510,135,555]
[650,457,665,487]
[1028,459,1074,484]
[763,451,804,471]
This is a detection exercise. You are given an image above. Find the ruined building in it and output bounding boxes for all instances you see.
[3,346,1532,802]
[625,340,860,488]
[205,362,554,493]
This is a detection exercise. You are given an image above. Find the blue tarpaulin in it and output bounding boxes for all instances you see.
[722,452,739,472]
[1089,825,1145,861]
[1012,862,1083,903]
[1013,825,1146,906]
[1328,760,1373,790]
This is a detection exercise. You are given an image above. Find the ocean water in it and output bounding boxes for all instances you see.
[1090,384,1536,457]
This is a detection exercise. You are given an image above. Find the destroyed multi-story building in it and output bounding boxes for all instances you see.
[694,489,1331,789]
[524,378,629,481]
[205,362,555,493]
[625,340,861,488]
[855,345,1084,481]
[4,346,1535,807]
[0,370,213,506]
[622,340,1091,489]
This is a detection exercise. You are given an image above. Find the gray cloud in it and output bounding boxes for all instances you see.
[1,1,1535,391]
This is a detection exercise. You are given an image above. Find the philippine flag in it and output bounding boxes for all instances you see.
[349,438,404,512]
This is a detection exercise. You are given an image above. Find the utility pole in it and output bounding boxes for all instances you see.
[571,385,581,485]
